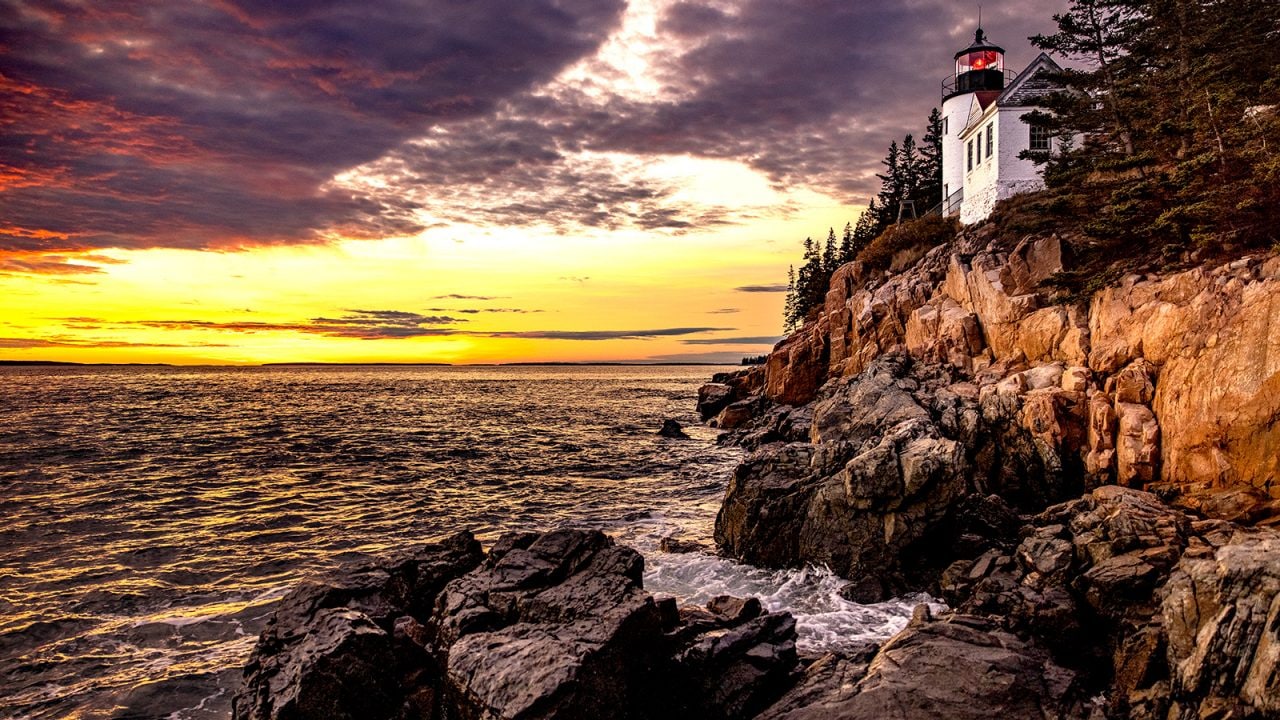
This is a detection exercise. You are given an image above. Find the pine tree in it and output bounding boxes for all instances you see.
[783,265,798,331]
[839,222,856,264]
[851,200,881,259]
[875,141,903,225]
[791,236,824,325]
[1028,0,1280,249]
[920,108,945,210]
[822,228,838,275]
[899,134,923,219]
[1030,0,1144,158]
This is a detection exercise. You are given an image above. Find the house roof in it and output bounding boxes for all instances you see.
[997,53,1065,107]
[975,91,1002,110]
[959,92,1001,139]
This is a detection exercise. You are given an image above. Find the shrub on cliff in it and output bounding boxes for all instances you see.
[858,216,959,272]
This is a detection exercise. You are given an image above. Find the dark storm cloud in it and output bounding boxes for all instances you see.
[680,336,781,345]
[0,0,627,265]
[54,315,726,342]
[117,309,465,339]
[2,0,1064,269]
[645,350,755,364]
[734,284,789,293]
[489,327,731,341]
[0,336,229,348]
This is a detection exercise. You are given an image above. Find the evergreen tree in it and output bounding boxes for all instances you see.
[851,200,880,258]
[791,236,824,326]
[1028,0,1280,248]
[822,228,838,275]
[899,134,923,219]
[783,265,798,332]
[839,222,856,264]
[875,141,903,225]
[1030,0,1144,158]
[919,108,945,209]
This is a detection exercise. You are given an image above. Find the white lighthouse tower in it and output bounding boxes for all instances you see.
[940,27,1008,216]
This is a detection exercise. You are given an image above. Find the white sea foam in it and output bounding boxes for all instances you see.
[645,548,944,653]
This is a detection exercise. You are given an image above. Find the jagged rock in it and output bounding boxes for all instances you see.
[658,535,708,554]
[238,529,801,720]
[233,531,485,720]
[757,610,1085,720]
[715,397,760,430]
[763,228,1280,502]
[427,529,671,720]
[718,354,1072,587]
[765,321,829,406]
[1162,530,1280,719]
[672,603,799,719]
[659,419,689,439]
[697,383,736,421]
[945,487,1280,717]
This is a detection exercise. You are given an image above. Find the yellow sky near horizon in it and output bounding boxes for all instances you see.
[1,167,862,364]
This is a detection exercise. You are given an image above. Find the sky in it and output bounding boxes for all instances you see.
[0,0,1066,365]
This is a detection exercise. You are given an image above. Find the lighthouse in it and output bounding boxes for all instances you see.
[937,25,1070,223]
[940,27,1008,216]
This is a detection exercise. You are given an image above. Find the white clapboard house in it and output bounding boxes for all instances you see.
[940,27,1067,224]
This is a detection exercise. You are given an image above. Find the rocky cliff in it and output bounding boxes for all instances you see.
[706,225,1280,717]
[742,226,1280,510]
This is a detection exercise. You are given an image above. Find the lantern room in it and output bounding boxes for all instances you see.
[943,28,1007,100]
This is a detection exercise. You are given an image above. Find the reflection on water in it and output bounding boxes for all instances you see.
[0,365,928,720]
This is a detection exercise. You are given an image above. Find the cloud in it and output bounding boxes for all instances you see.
[706,308,740,314]
[645,351,757,364]
[422,307,543,314]
[2,0,1065,267]
[680,336,781,345]
[489,326,732,341]
[0,336,229,349]
[432,294,508,300]
[121,309,464,340]
[734,284,790,293]
[0,0,627,262]
[51,314,730,343]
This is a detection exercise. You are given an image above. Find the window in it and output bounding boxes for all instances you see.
[1030,125,1051,151]
[943,117,949,135]
[986,124,994,158]
[967,141,973,171]
[976,133,982,163]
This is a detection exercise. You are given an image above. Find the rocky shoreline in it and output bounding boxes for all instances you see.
[236,227,1279,719]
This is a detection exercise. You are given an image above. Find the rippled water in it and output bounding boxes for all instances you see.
[0,365,929,719]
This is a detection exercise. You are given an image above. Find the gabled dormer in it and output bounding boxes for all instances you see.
[997,53,1065,108]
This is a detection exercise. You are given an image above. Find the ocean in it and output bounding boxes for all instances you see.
[0,365,930,719]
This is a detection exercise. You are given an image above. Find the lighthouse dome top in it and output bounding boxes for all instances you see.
[954,27,1005,60]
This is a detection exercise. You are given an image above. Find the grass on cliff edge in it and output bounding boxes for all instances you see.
[859,215,960,273]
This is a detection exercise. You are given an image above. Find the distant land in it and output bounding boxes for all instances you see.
[0,360,734,367]
[0,360,175,367]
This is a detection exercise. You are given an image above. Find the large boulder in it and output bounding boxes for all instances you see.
[427,529,671,720]
[234,531,486,720]
[757,610,1085,720]
[697,383,736,421]
[1162,530,1280,719]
